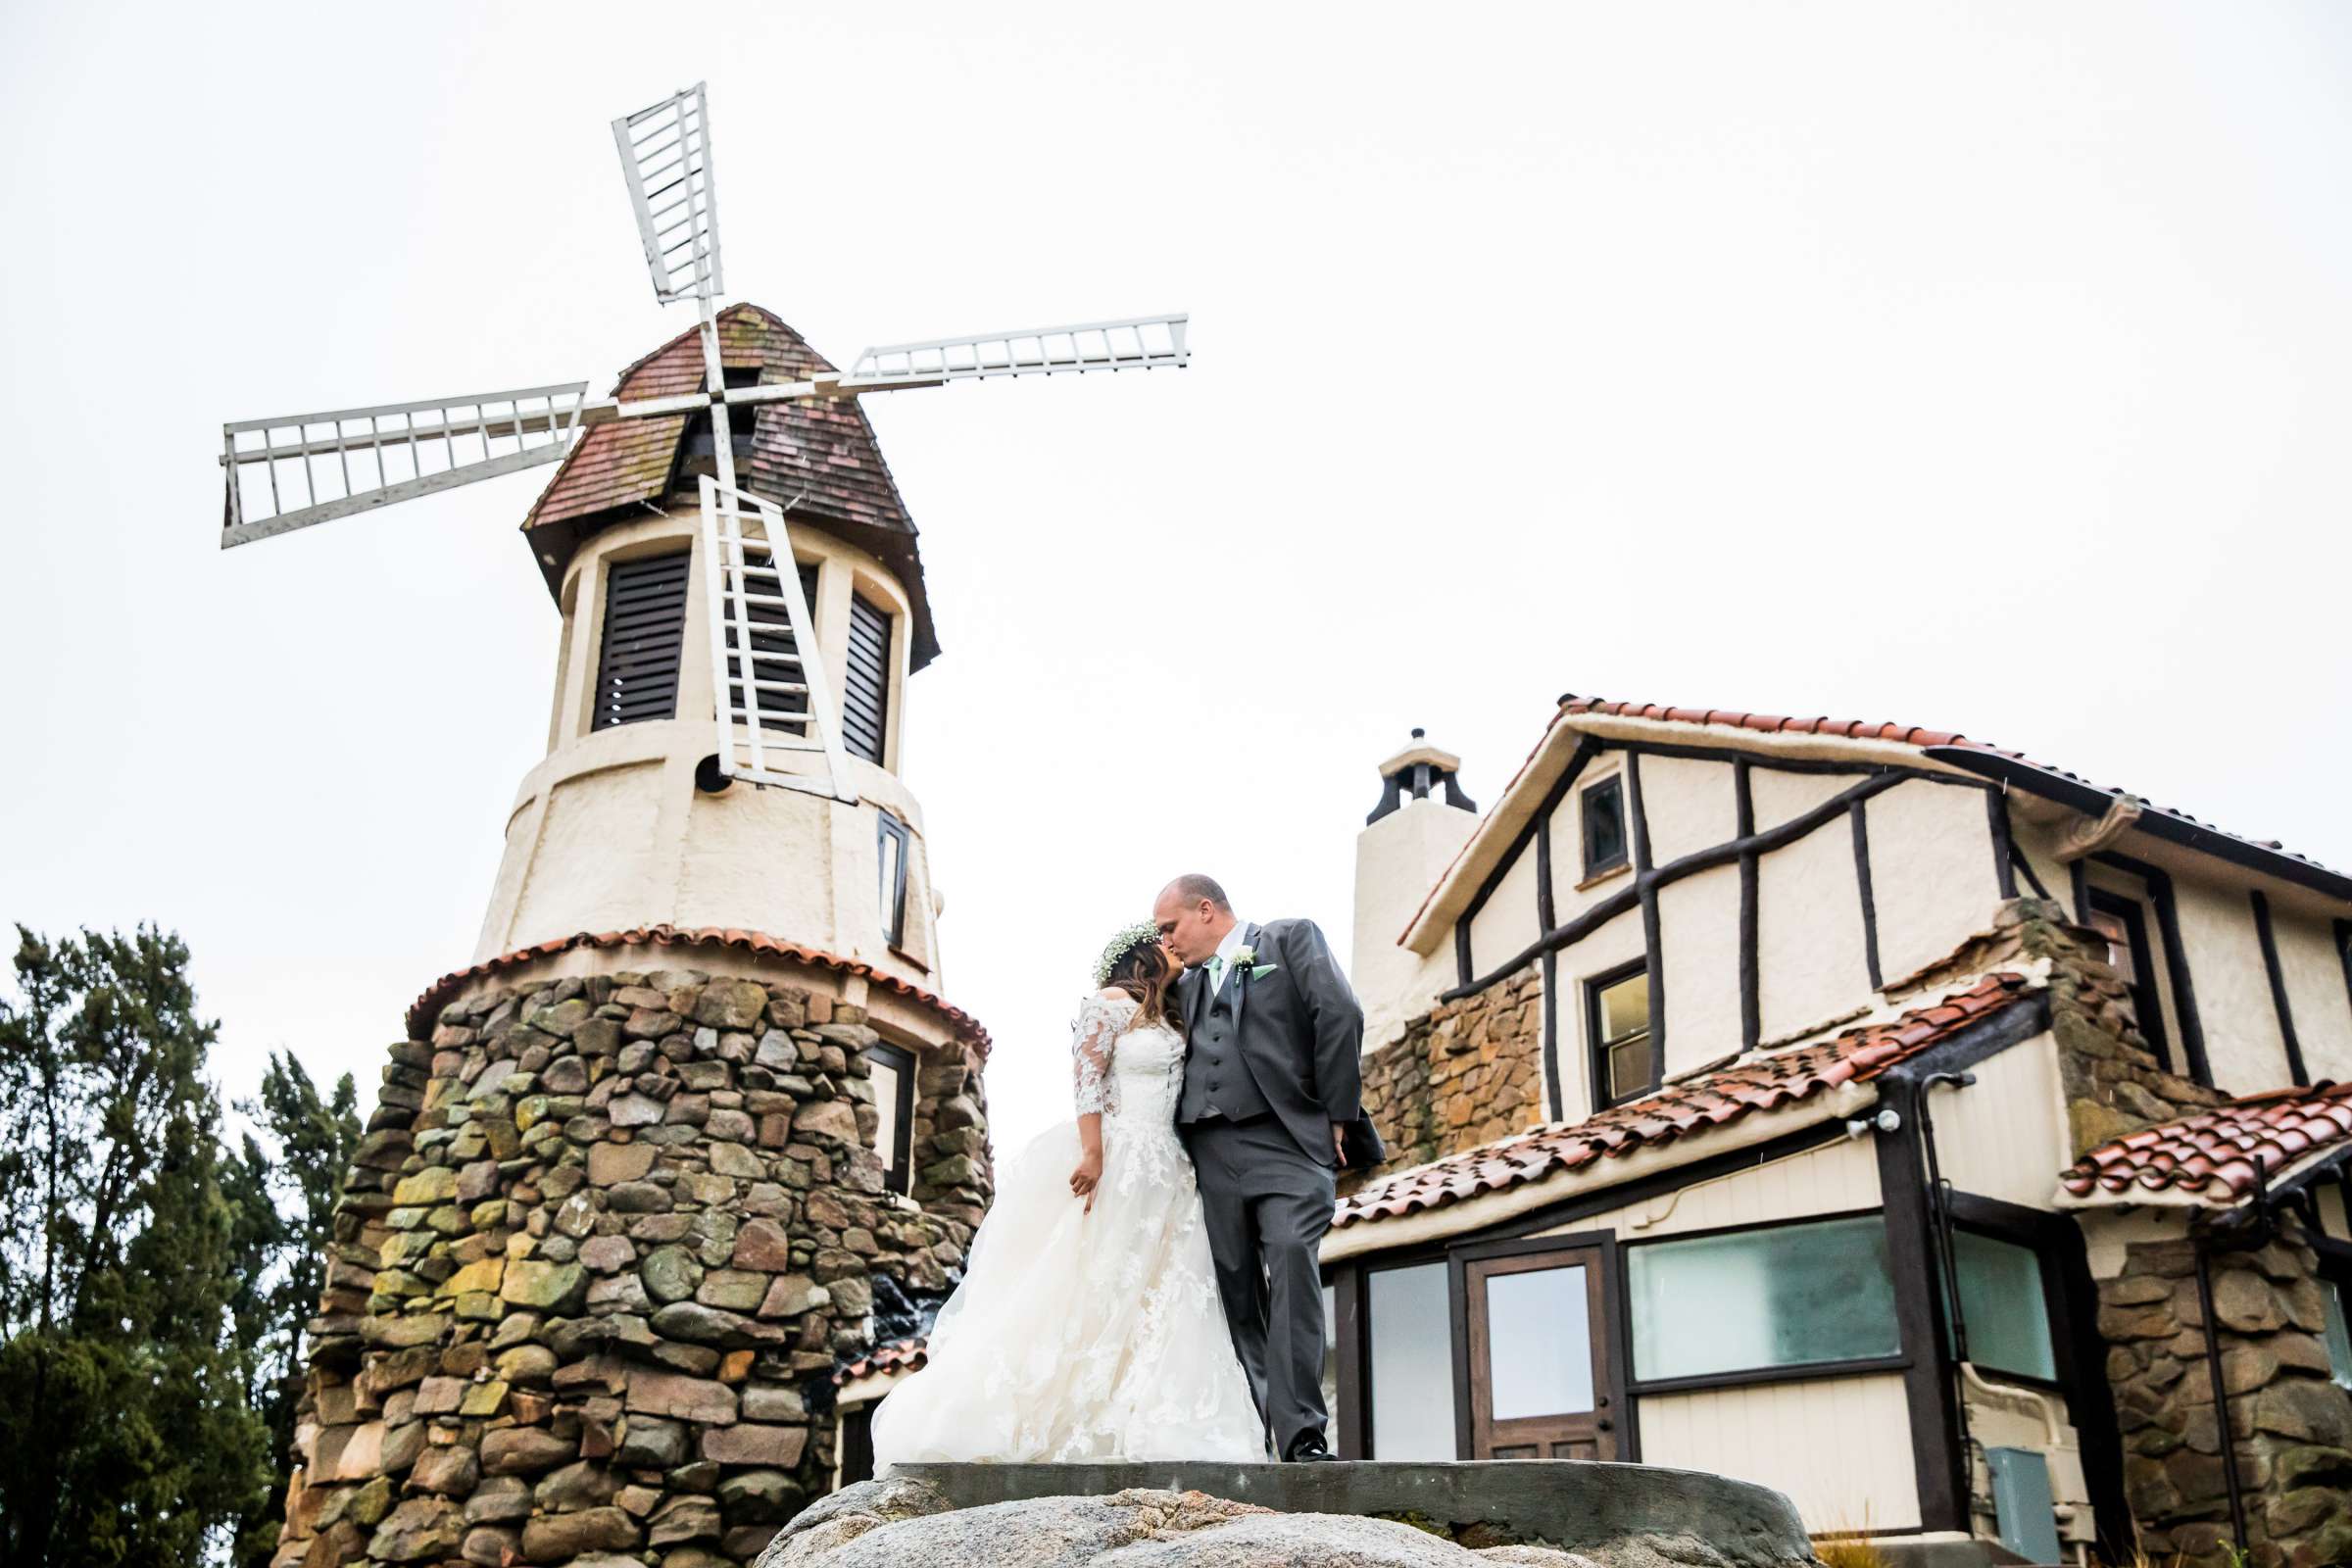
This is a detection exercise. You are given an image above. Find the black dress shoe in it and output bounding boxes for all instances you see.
[1284,1437,1338,1462]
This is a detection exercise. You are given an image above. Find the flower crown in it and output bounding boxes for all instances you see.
[1091,919,1163,988]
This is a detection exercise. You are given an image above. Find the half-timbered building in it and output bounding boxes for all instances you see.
[1333,699,2352,1567]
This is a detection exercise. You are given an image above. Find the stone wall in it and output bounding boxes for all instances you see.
[1349,969,1544,1187]
[2097,1231,2352,1568]
[1984,900,2352,1566]
[273,959,991,1568]
[1893,898,2228,1158]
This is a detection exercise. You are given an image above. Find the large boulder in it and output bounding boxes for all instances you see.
[751,1485,1630,1568]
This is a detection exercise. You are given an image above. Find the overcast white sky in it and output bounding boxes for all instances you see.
[5,3,2350,1151]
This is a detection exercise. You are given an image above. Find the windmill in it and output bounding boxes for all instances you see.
[220,81,1188,807]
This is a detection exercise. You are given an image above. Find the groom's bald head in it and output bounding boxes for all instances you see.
[1153,874,1236,965]
[1162,873,1230,911]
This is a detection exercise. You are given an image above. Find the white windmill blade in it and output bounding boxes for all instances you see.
[220,383,591,548]
[612,83,723,305]
[835,312,1190,392]
[697,476,857,804]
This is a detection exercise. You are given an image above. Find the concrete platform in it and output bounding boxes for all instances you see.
[890,1459,1817,1566]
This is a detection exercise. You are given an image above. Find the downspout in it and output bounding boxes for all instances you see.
[2190,1237,2249,1555]
[1917,1071,1978,1517]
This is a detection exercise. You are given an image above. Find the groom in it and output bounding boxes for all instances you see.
[1154,873,1364,1463]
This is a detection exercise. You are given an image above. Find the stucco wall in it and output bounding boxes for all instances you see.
[474,510,942,991]
[1351,797,1479,1050]
[1864,778,2003,985]
[1657,863,1743,1080]
[2174,874,2295,1093]
[1754,805,1870,1043]
[2274,906,2352,1084]
[1635,753,1737,865]
[1466,839,1543,987]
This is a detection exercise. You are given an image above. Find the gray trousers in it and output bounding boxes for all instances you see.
[1181,1114,1335,1459]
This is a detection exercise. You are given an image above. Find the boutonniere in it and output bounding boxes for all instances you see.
[1230,945,1279,982]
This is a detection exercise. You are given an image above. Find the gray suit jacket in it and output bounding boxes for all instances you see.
[1176,917,1365,1166]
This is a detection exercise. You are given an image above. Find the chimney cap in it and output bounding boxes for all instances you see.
[1378,731,1462,779]
[1367,730,1475,823]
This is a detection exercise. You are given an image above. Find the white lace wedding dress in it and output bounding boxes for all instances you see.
[869,992,1266,1465]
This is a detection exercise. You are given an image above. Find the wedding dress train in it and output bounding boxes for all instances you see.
[869,993,1266,1464]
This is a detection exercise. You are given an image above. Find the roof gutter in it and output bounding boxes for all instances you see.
[1923,746,2352,905]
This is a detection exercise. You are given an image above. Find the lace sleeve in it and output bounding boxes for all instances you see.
[1070,994,1132,1115]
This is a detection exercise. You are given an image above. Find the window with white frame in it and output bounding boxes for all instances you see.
[1588,963,1654,1106]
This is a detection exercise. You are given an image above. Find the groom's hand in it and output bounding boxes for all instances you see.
[1331,1122,1348,1165]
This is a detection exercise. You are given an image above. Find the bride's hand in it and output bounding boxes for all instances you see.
[1068,1148,1103,1213]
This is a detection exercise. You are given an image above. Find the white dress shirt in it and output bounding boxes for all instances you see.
[1204,918,1252,988]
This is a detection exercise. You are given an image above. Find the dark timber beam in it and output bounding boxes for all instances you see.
[1627,753,1664,1067]
[2095,852,2212,1088]
[1851,798,1884,991]
[2251,890,2309,1087]
[1444,764,1933,1002]
[1736,759,1759,1053]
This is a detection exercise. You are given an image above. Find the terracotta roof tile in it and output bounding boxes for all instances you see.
[2059,1082,2352,1206]
[834,1335,927,1385]
[1335,973,2035,1230]
[1557,697,1969,749]
[407,924,989,1054]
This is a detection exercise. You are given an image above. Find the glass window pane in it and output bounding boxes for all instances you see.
[1584,779,1627,871]
[2087,909,2136,984]
[1486,1265,1594,1419]
[1628,1217,1900,1382]
[2323,1281,2352,1392]
[869,1055,903,1185]
[877,826,905,943]
[1954,1231,2057,1382]
[1369,1263,1456,1459]
[1599,973,1649,1042]
[1608,1037,1653,1102]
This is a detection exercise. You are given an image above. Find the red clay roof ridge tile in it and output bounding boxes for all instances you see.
[1336,972,2037,1233]
[2059,1080,2352,1209]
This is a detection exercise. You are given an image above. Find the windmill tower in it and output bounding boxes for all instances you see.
[232,87,1188,1567]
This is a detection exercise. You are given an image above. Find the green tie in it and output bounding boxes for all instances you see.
[1205,956,1225,985]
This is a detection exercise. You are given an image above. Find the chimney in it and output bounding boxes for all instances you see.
[1351,729,1479,1050]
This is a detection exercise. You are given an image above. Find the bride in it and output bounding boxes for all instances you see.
[868,921,1266,1465]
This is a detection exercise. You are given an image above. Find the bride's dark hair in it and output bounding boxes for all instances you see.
[1102,938,1183,1033]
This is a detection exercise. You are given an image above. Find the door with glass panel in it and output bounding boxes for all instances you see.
[1463,1241,1621,1460]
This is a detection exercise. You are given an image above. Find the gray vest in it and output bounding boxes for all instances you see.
[1177,971,1273,1124]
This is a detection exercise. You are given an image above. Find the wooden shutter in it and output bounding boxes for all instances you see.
[844,591,893,765]
[593,551,691,729]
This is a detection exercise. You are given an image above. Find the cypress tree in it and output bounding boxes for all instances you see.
[0,926,271,1568]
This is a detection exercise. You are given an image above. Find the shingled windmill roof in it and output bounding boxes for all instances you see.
[521,303,941,670]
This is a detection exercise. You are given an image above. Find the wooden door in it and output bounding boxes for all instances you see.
[1464,1244,1620,1460]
